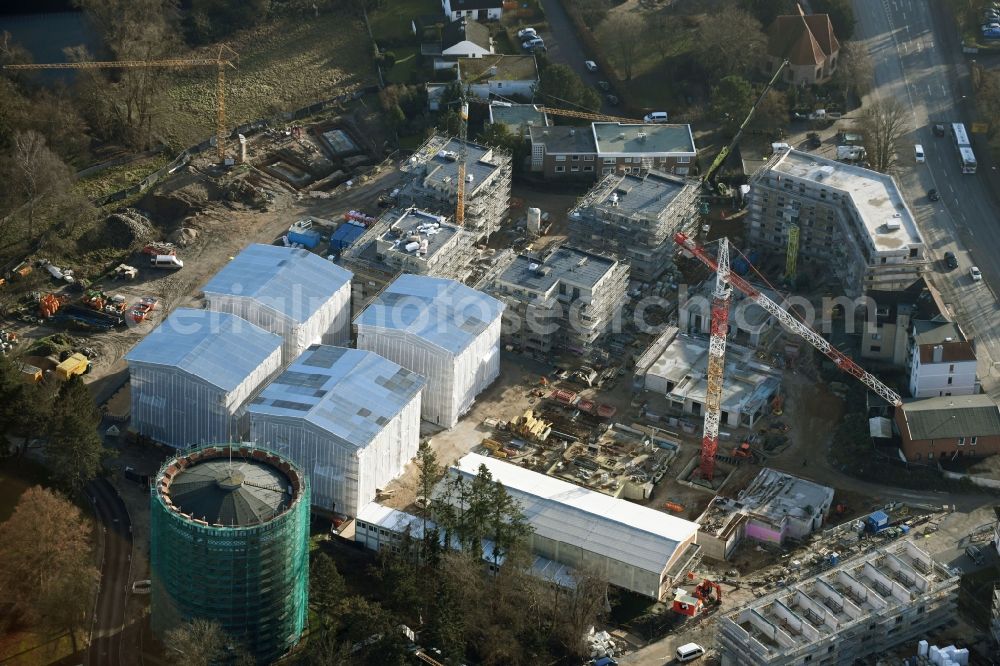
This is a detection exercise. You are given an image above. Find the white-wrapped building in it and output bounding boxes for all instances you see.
[202,244,353,365]
[354,275,504,428]
[248,345,425,517]
[125,308,283,448]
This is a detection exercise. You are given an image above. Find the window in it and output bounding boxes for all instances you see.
[895,616,903,624]
[555,165,565,173]
[871,333,882,341]
[870,345,881,352]
[603,157,615,164]
[555,155,567,162]
[571,166,580,172]
[958,437,965,446]
[678,156,691,163]
[584,154,594,161]
[572,155,580,161]
[949,364,955,372]
[947,377,953,385]
[603,167,612,174]
[584,165,594,172]
[972,437,978,446]
[909,247,918,258]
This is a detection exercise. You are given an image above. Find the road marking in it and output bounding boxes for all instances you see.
[949,184,955,195]
[902,10,907,20]
[941,84,947,96]
[927,84,932,96]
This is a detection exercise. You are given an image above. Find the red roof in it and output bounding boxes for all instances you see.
[766,12,840,67]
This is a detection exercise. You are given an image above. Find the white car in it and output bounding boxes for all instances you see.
[517,27,537,39]
[971,266,983,281]
[585,60,598,72]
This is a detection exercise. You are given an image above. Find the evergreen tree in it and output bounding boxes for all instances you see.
[426,572,466,664]
[310,553,345,622]
[0,354,49,453]
[45,375,107,495]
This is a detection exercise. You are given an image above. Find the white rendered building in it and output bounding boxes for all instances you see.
[249,345,424,517]
[202,244,353,365]
[354,275,504,428]
[125,308,283,448]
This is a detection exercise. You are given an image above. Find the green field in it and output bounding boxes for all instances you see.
[73,153,173,202]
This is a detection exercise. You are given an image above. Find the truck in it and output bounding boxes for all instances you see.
[55,352,90,380]
[837,145,867,161]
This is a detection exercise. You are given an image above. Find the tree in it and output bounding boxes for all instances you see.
[310,553,345,621]
[711,75,754,133]
[833,41,874,102]
[598,12,645,81]
[741,0,794,26]
[577,0,612,29]
[536,64,602,114]
[748,88,790,134]
[0,353,50,453]
[860,97,908,173]
[164,618,225,666]
[812,0,855,41]
[37,567,99,653]
[46,375,107,495]
[0,486,97,627]
[696,6,766,78]
[425,564,468,664]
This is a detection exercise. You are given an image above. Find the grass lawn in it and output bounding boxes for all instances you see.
[156,5,375,148]
[369,0,439,43]
[493,31,517,55]
[72,153,173,202]
[384,47,422,85]
[0,629,80,666]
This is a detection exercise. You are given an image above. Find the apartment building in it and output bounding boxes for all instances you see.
[529,122,696,181]
[895,394,1000,461]
[747,150,925,297]
[567,171,699,281]
[398,134,511,239]
[375,207,477,281]
[858,277,946,366]
[490,245,629,354]
[718,540,959,665]
[907,320,978,398]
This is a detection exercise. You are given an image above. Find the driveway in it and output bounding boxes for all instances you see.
[536,0,611,112]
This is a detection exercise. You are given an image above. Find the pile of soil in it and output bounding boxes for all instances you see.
[77,209,156,252]
[167,227,199,246]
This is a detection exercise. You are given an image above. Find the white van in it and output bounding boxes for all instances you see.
[644,111,669,123]
[915,144,925,163]
[675,643,706,663]
[150,255,184,269]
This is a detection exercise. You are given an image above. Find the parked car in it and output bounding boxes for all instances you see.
[606,94,620,106]
[585,60,598,72]
[517,27,537,39]
[806,132,821,149]
[597,80,611,92]
[966,544,986,565]
[675,642,706,662]
[522,37,544,50]
[971,266,983,281]
[928,188,940,201]
[933,123,946,136]
[944,251,958,270]
[644,111,669,123]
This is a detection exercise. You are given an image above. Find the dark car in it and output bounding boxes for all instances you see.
[928,188,940,201]
[606,94,620,106]
[806,132,821,149]
[597,80,611,92]
[933,123,946,137]
[944,251,958,270]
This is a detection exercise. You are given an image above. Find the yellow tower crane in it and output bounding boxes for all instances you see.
[3,45,238,163]
[785,223,800,281]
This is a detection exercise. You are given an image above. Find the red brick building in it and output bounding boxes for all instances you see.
[895,394,1000,461]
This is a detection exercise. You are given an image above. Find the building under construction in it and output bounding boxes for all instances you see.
[150,444,310,663]
[718,539,959,665]
[567,170,699,281]
[374,207,478,281]
[398,134,512,240]
[490,245,629,354]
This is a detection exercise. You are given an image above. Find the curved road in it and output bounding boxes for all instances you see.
[853,0,1000,395]
[86,478,133,666]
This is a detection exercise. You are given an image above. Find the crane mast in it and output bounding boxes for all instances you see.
[456,101,469,227]
[701,237,732,480]
[674,232,904,408]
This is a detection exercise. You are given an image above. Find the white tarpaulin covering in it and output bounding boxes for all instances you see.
[869,416,893,439]
[203,244,353,365]
[355,275,504,428]
[249,346,424,516]
[126,308,283,448]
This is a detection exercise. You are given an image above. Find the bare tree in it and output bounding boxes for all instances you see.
[696,6,766,78]
[165,618,225,666]
[599,12,646,81]
[860,97,908,172]
[833,41,874,101]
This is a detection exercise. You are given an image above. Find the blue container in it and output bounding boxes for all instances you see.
[288,229,321,249]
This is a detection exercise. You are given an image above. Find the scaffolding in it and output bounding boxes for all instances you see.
[785,223,799,281]
[150,444,310,663]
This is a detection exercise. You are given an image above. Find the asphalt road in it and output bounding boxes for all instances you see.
[853,0,1000,396]
[535,0,614,113]
[86,478,133,666]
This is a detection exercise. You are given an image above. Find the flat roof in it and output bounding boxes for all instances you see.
[459,54,538,81]
[529,125,598,154]
[737,468,834,525]
[450,453,699,575]
[408,137,505,196]
[202,244,353,324]
[380,208,458,261]
[248,345,425,449]
[577,171,689,218]
[592,123,696,155]
[499,245,618,293]
[125,308,282,392]
[912,320,966,346]
[489,103,548,130]
[354,274,504,355]
[902,394,1000,439]
[770,150,922,253]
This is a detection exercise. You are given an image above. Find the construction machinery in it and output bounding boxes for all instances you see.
[55,352,90,381]
[3,45,238,162]
[701,59,789,190]
[694,578,722,606]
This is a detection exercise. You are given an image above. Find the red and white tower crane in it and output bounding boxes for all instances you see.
[674,233,903,480]
[701,237,732,480]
